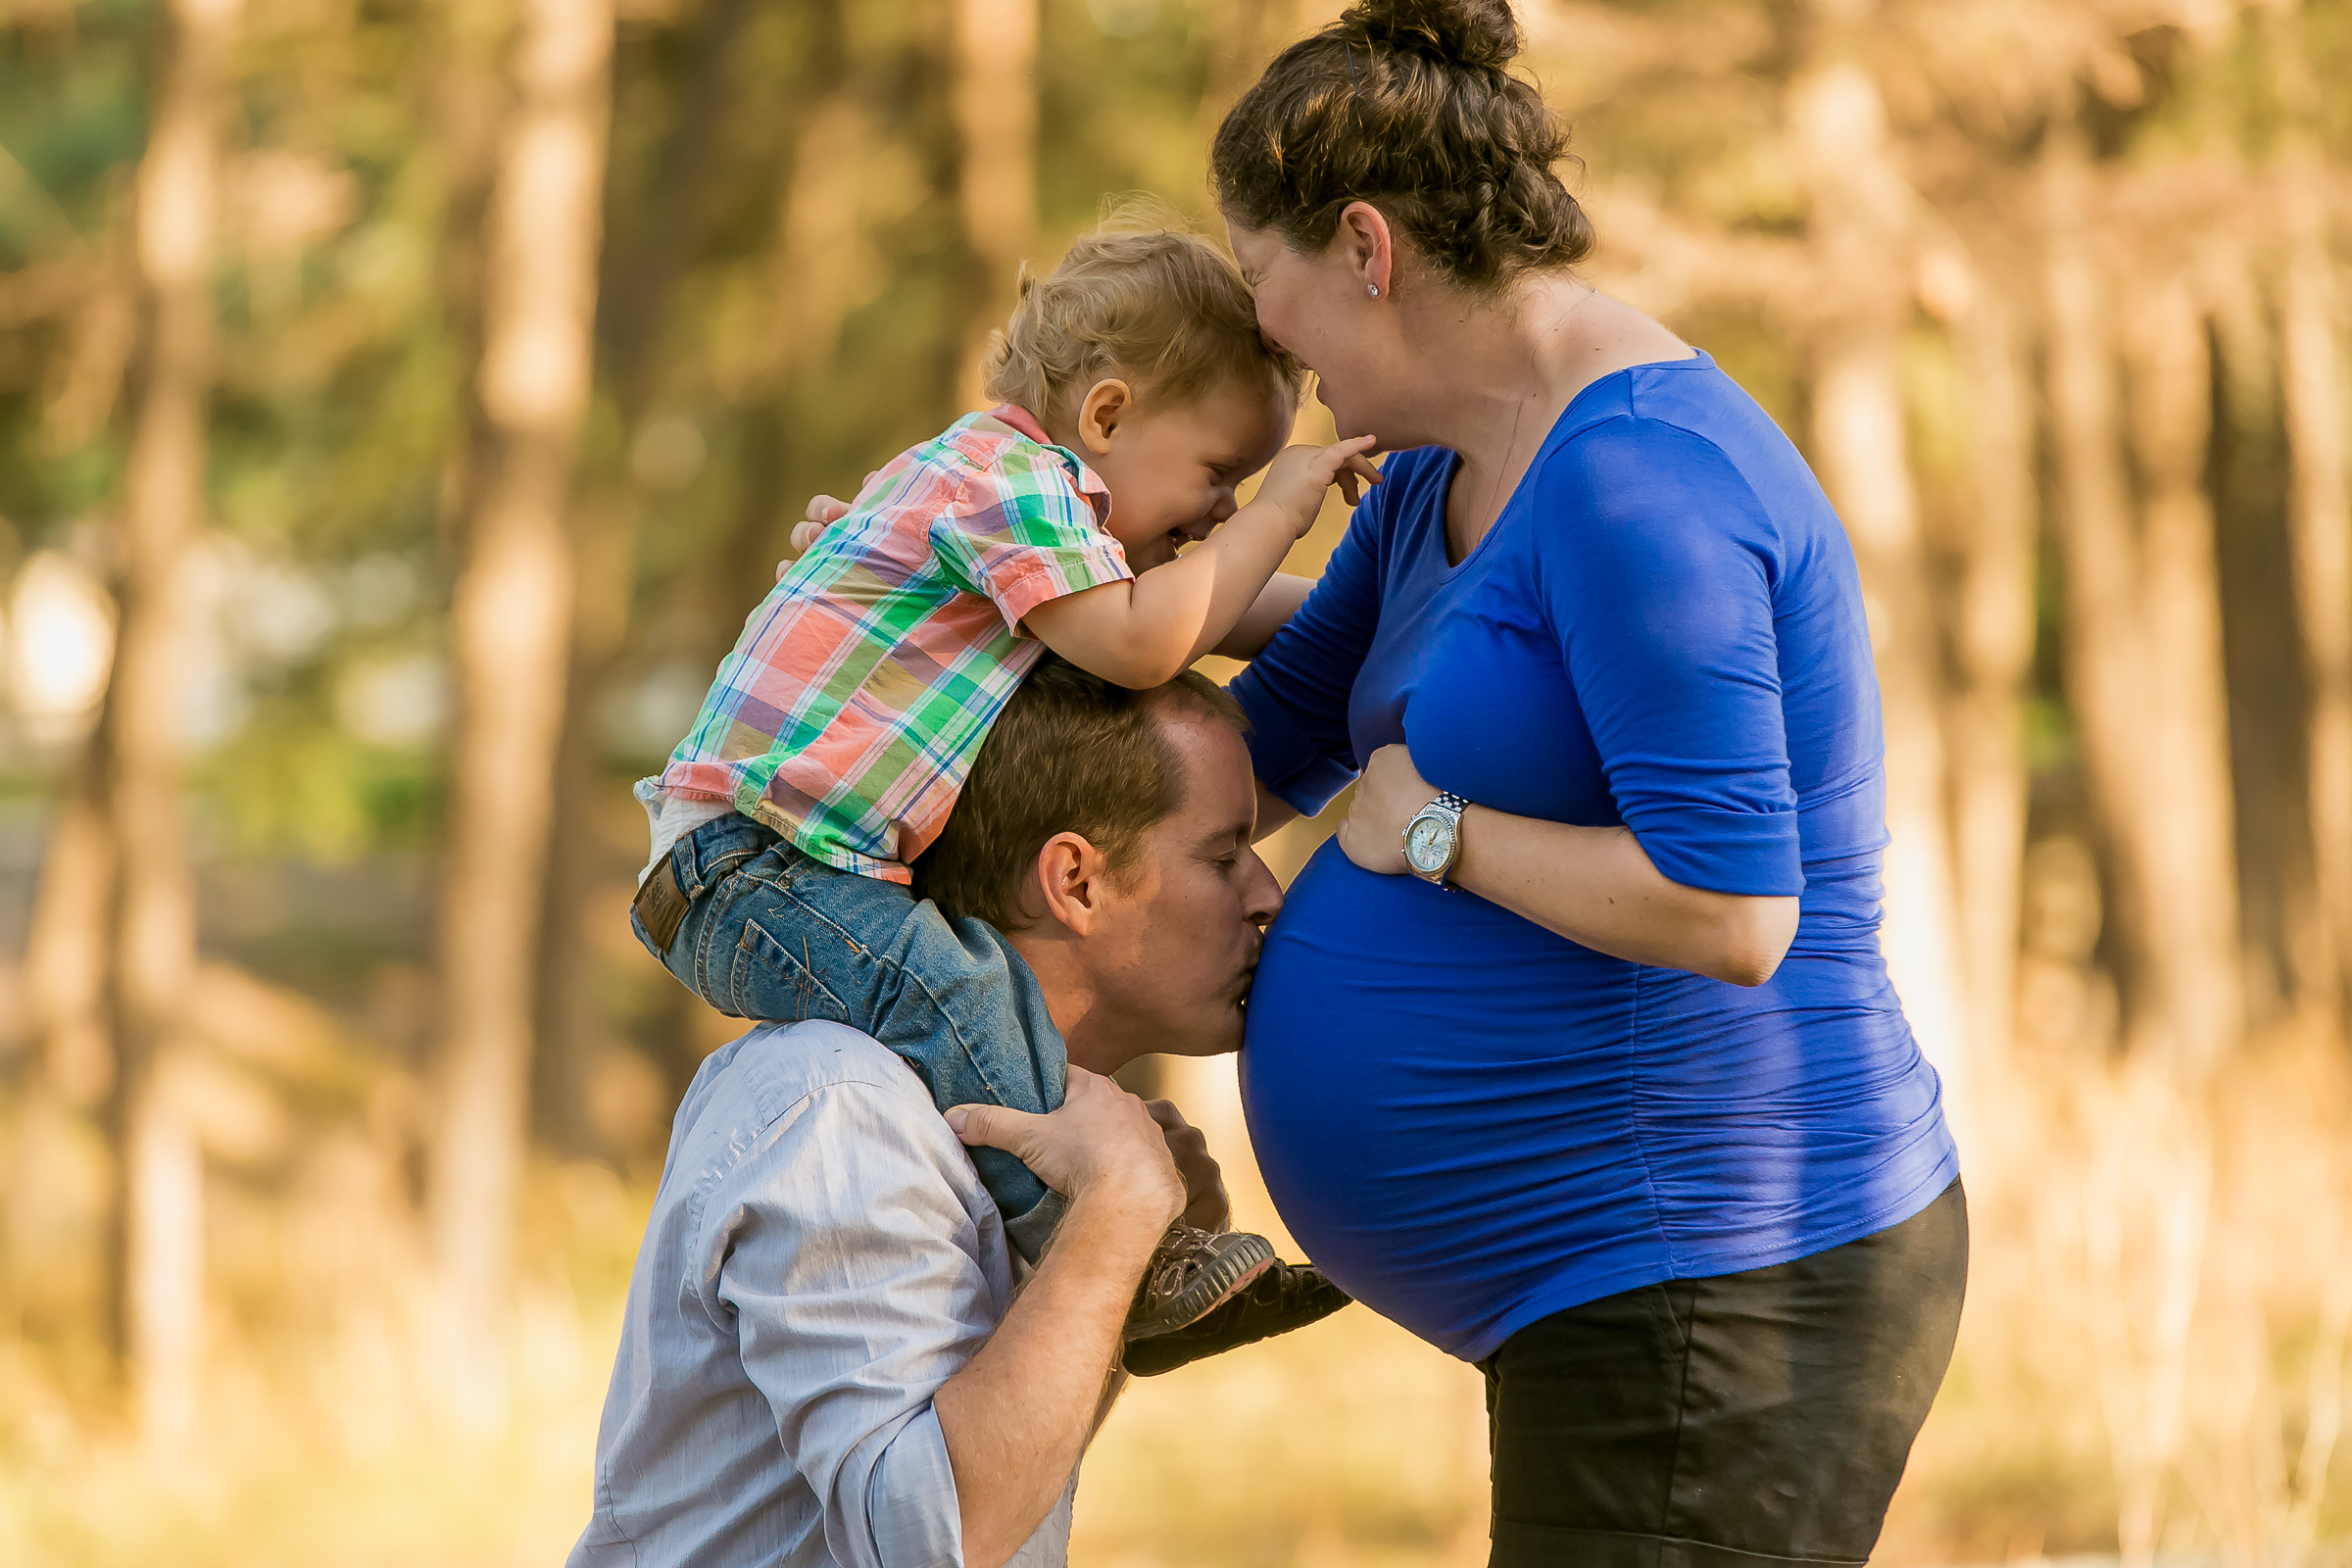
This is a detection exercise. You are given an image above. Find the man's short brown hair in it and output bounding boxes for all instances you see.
[912,657,1249,930]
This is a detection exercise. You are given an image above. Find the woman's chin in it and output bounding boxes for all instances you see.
[1318,396,1370,444]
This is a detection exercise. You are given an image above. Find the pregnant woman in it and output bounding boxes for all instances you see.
[1215,2,1966,1563]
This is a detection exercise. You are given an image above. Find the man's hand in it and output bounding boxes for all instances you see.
[1255,435,1383,535]
[789,495,851,557]
[788,471,877,556]
[1336,742,1434,876]
[947,1067,1185,1225]
[1144,1099,1232,1234]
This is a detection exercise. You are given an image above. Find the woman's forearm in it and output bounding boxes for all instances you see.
[1337,744,1798,985]
[1449,808,1797,986]
[1251,780,1299,842]
[1212,572,1317,660]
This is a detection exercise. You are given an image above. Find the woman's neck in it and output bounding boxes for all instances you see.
[1404,273,1595,456]
[1401,273,1689,557]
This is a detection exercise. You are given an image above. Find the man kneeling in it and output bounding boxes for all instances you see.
[568,662,1344,1568]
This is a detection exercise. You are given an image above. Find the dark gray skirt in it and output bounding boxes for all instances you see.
[1480,1178,1969,1567]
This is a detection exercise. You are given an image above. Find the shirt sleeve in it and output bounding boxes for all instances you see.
[703,1079,1003,1568]
[1227,474,1394,816]
[929,446,1133,633]
[1537,417,1804,897]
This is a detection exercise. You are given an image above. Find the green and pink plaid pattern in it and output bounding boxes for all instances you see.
[652,407,1131,882]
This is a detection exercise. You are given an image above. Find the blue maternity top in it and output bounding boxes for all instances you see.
[1231,353,1959,1362]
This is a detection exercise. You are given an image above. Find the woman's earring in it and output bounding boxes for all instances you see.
[1366,283,1381,298]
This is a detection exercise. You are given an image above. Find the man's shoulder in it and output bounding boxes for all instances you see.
[661,1020,994,1256]
[685,1020,941,1139]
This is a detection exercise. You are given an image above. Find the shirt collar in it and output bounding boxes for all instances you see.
[988,403,1112,512]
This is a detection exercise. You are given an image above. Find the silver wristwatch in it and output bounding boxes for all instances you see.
[1402,790,1471,888]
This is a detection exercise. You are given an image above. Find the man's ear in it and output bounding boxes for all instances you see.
[1029,830,1110,934]
[1074,378,1133,457]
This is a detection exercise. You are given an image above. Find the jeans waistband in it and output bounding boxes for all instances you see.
[671,810,782,900]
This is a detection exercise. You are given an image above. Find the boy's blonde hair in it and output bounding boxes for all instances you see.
[980,227,1302,419]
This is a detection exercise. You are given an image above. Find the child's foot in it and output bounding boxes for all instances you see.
[1122,1259,1353,1377]
[1122,1224,1277,1343]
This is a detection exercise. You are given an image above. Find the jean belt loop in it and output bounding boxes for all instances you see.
[674,814,721,900]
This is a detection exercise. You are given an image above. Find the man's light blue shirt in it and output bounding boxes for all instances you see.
[569,1020,1074,1568]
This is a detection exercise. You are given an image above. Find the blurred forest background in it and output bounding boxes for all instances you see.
[2,0,2350,1562]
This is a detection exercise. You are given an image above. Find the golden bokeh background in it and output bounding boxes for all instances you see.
[2,0,2350,1562]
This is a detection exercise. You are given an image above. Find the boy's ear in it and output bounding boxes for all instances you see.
[1075,378,1133,456]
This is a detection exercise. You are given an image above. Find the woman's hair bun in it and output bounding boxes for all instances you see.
[1212,0,1590,291]
[1342,0,1521,72]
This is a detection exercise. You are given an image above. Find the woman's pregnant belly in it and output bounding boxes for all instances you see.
[1242,839,1957,1362]
[1239,837,1670,1360]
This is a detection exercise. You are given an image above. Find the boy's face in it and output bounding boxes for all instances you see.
[1072,374,1294,573]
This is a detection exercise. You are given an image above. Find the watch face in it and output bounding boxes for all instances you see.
[1404,814,1450,874]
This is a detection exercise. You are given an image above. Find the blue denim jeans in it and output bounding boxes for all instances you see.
[632,812,1068,1259]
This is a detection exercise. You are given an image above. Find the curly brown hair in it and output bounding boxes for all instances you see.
[1209,0,1593,292]
[980,225,1301,419]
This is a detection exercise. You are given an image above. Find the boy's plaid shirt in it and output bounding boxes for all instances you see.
[649,407,1131,883]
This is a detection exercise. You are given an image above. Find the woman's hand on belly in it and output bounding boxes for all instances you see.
[1335,744,1434,875]
[1339,744,1799,987]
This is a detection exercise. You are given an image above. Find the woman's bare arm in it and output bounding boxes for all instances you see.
[1251,781,1299,843]
[1450,812,1796,986]
[1212,572,1317,661]
[1336,744,1798,987]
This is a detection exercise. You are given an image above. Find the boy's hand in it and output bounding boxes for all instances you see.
[1256,435,1383,536]
[947,1067,1185,1224]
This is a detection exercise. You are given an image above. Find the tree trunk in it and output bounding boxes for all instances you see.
[2043,126,2240,1071]
[532,0,755,1158]
[6,754,114,1333]
[767,0,860,389]
[575,0,863,1124]
[589,0,752,396]
[2121,271,2242,1068]
[101,0,239,1445]
[2278,162,2352,1024]
[952,0,1038,409]
[1944,284,2037,1062]
[2044,132,2154,1033]
[1792,56,1973,1101]
[2206,248,2316,1025]
[428,0,612,1430]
